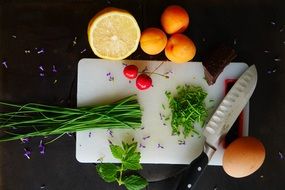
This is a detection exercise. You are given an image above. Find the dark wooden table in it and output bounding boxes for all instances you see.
[0,0,285,189]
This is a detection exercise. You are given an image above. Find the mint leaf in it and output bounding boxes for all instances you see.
[110,145,124,160]
[123,152,142,170]
[96,163,118,182]
[124,175,148,190]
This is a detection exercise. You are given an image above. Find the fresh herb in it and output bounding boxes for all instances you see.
[165,85,208,138]
[0,95,141,142]
[96,141,148,190]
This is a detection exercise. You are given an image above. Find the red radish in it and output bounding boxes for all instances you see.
[136,74,152,90]
[123,65,138,79]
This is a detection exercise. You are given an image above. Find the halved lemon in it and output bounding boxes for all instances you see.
[87,7,141,60]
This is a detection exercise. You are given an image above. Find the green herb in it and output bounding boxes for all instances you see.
[96,141,148,190]
[165,85,208,138]
[0,95,141,142]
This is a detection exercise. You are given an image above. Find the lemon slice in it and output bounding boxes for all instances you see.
[88,7,141,60]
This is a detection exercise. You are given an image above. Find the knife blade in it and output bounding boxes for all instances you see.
[176,64,258,190]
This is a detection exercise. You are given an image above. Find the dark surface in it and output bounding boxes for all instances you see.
[0,0,285,189]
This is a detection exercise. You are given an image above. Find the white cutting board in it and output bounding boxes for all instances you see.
[76,58,249,165]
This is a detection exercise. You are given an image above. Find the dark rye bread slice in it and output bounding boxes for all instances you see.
[202,46,237,85]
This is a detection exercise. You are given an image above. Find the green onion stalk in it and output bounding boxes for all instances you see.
[0,95,141,142]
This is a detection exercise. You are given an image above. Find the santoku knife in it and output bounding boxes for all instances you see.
[177,64,258,190]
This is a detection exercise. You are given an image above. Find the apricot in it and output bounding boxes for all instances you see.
[140,27,167,55]
[161,5,189,35]
[165,34,196,64]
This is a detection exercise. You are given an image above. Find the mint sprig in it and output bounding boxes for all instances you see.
[96,141,148,190]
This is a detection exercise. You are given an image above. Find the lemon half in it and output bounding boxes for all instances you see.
[88,8,141,60]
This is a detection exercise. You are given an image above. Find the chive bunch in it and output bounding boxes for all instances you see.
[166,85,208,138]
[0,95,141,142]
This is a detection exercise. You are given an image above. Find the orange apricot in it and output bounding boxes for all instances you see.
[165,34,196,64]
[140,27,167,55]
[161,5,189,35]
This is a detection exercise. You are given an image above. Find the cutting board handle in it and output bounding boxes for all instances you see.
[176,151,209,190]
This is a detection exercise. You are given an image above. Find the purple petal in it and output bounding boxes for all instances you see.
[157,143,164,149]
[37,48,45,54]
[20,137,30,144]
[143,136,150,140]
[52,65,57,73]
[39,65,44,71]
[72,37,77,46]
[1,61,8,69]
[80,48,87,54]
[39,140,45,155]
[278,151,284,160]
[24,148,31,159]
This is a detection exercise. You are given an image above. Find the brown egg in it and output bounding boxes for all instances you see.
[222,137,265,178]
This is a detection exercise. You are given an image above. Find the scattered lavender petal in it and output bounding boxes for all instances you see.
[159,113,163,120]
[2,61,8,68]
[20,137,30,144]
[25,50,31,54]
[37,48,45,54]
[278,151,284,160]
[274,58,281,62]
[143,136,150,140]
[178,140,186,145]
[80,48,87,54]
[72,37,77,46]
[139,143,146,148]
[270,21,276,26]
[108,76,114,82]
[52,65,57,73]
[264,50,270,53]
[39,65,44,71]
[40,73,45,77]
[24,148,31,159]
[39,140,45,155]
[40,184,46,189]
[106,72,111,76]
[107,129,113,137]
[108,140,113,145]
[157,143,164,149]
[88,132,92,138]
[12,35,17,38]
